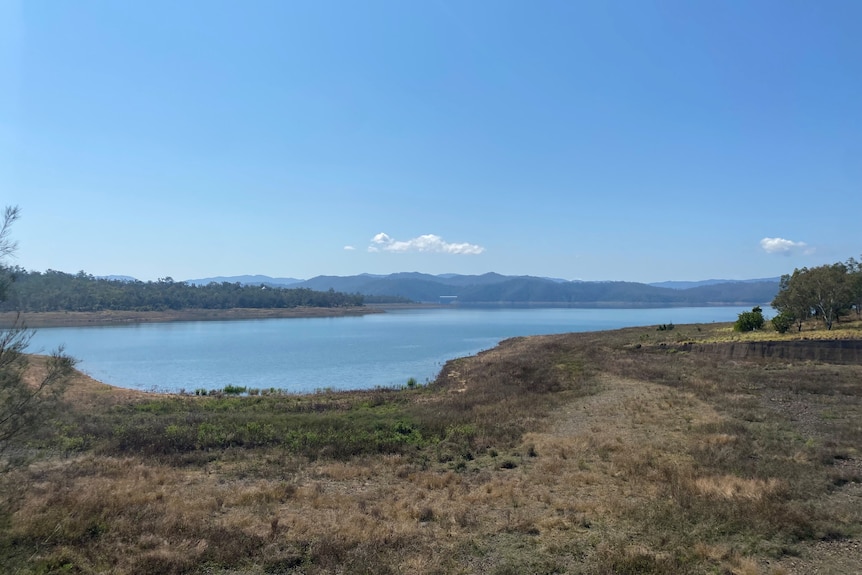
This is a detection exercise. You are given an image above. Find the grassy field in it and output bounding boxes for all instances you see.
[2,318,861,574]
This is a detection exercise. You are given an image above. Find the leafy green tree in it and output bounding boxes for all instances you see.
[847,256,862,317]
[773,263,855,331]
[734,306,765,332]
[772,270,812,332]
[805,263,853,330]
[0,207,76,473]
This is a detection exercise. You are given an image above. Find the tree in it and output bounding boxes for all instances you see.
[772,262,860,331]
[847,256,862,318]
[805,263,853,330]
[772,270,812,332]
[0,206,76,473]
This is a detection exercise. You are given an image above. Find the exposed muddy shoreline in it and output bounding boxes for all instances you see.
[0,306,385,328]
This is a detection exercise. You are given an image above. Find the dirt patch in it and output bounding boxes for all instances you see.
[770,538,862,575]
[25,355,150,408]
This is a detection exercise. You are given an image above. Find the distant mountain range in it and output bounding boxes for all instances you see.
[648,278,780,290]
[183,273,780,306]
[184,274,303,287]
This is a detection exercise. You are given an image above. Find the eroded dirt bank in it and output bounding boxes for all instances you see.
[684,339,862,364]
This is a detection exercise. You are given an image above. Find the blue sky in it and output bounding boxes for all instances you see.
[2,1,860,282]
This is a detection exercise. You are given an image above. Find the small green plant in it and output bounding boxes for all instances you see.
[657,322,675,331]
[223,385,247,396]
[406,377,417,388]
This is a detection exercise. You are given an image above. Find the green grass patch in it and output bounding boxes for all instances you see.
[85,391,434,460]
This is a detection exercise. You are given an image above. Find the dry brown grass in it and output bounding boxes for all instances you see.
[3,320,862,574]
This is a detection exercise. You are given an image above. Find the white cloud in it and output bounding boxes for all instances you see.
[343,245,356,251]
[760,237,813,255]
[371,232,391,245]
[368,232,485,255]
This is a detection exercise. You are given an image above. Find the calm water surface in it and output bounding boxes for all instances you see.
[30,307,748,393]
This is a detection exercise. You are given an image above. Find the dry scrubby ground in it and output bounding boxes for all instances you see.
[2,319,862,574]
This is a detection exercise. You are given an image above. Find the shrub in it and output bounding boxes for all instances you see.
[417,506,435,522]
[771,312,794,334]
[734,306,765,332]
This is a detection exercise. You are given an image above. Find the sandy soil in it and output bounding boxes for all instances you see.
[24,355,151,406]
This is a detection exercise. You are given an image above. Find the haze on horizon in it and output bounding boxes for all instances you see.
[2,1,859,284]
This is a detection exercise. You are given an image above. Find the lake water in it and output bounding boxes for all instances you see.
[29,306,749,393]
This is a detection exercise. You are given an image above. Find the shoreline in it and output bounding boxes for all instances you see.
[0,303,768,329]
[0,306,385,328]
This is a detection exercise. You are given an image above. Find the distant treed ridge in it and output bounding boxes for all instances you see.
[1,268,788,311]
[295,272,780,306]
[0,268,364,312]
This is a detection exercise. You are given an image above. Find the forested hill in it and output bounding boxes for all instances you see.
[294,272,780,306]
[1,269,781,311]
[0,268,364,312]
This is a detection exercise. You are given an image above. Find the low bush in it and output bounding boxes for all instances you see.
[771,311,794,333]
[734,306,765,332]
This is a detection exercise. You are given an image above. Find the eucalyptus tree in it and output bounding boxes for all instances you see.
[846,256,862,317]
[771,270,812,332]
[772,259,861,331]
[807,263,854,329]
